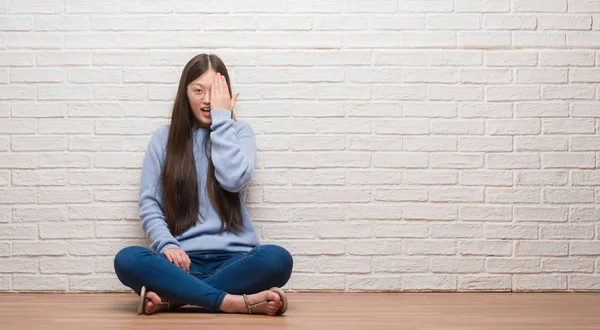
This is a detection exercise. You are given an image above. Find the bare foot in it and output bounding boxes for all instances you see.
[143,291,170,315]
[220,290,282,316]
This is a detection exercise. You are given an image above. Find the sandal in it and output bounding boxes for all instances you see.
[242,287,288,316]
[137,285,171,315]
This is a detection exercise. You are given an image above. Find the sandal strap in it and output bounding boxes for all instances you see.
[243,294,269,314]
[243,294,251,314]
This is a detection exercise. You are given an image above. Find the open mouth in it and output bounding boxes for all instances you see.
[201,107,211,113]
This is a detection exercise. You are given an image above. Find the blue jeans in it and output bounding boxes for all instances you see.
[114,244,293,312]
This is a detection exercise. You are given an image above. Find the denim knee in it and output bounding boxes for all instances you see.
[114,246,151,277]
[260,245,293,283]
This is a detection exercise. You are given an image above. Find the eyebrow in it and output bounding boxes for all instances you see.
[190,83,209,88]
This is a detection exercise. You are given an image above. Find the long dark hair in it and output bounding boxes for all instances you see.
[161,54,243,237]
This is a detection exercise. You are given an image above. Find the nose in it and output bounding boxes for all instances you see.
[202,90,211,104]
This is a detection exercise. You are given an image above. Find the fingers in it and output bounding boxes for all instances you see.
[184,254,191,273]
[211,73,217,103]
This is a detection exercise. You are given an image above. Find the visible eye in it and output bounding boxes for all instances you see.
[193,89,203,93]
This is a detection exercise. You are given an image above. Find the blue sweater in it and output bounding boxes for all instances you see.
[138,109,260,253]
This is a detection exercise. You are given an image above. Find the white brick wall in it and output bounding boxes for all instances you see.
[0,0,599,293]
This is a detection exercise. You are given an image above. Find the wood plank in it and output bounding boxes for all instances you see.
[0,293,599,330]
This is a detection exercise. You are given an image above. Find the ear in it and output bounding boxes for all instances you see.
[231,93,240,109]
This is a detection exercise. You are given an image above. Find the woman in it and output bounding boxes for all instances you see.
[114,54,293,316]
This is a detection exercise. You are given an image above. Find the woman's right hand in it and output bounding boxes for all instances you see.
[163,248,191,272]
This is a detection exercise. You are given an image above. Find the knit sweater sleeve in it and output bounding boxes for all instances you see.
[138,130,181,253]
[209,109,256,193]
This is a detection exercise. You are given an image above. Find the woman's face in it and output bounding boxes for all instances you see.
[187,69,217,128]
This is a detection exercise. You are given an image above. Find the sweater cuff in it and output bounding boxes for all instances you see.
[159,243,181,254]
[210,109,233,126]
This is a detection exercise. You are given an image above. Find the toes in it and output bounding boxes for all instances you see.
[266,291,280,304]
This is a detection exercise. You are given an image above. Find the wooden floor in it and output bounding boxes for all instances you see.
[0,292,599,329]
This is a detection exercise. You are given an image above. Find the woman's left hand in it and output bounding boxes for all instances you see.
[210,72,239,112]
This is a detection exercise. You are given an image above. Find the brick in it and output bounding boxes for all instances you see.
[0,189,37,204]
[94,153,143,169]
[404,240,456,255]
[487,258,540,273]
[431,153,483,169]
[543,188,595,203]
[540,224,594,239]
[459,103,511,119]
[276,240,345,256]
[373,152,428,168]
[13,241,67,256]
[516,241,568,256]
[539,14,592,30]
[521,169,569,188]
[484,14,536,30]
[515,137,569,151]
[431,257,484,273]
[460,205,512,222]
[13,275,67,291]
[374,223,428,238]
[458,32,511,47]
[431,50,482,66]
[318,257,371,273]
[401,0,454,13]
[429,85,483,101]
[429,187,483,202]
[289,206,345,221]
[12,135,67,152]
[459,240,512,256]
[69,276,126,292]
[569,275,600,290]
[39,153,91,168]
[374,257,429,272]
[0,119,36,133]
[346,275,402,292]
[515,103,569,117]
[346,170,402,185]
[96,223,145,239]
[484,224,538,239]
[13,170,67,186]
[485,51,538,67]
[570,207,600,222]
[543,85,595,100]
[346,240,402,256]
[542,153,595,169]
[10,68,65,83]
[431,224,482,238]
[347,136,402,152]
[319,222,372,239]
[570,241,600,256]
[459,137,512,152]
[459,275,512,291]
[0,259,37,273]
[403,275,457,291]
[514,206,569,222]
[39,223,94,239]
[40,257,95,274]
[368,15,425,30]
[571,103,600,117]
[289,274,344,291]
[487,154,540,169]
[399,32,457,47]
[540,51,594,66]
[37,50,91,66]
[403,170,456,185]
[542,258,594,273]
[513,0,567,12]
[373,188,428,202]
[460,170,512,187]
[346,204,401,220]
